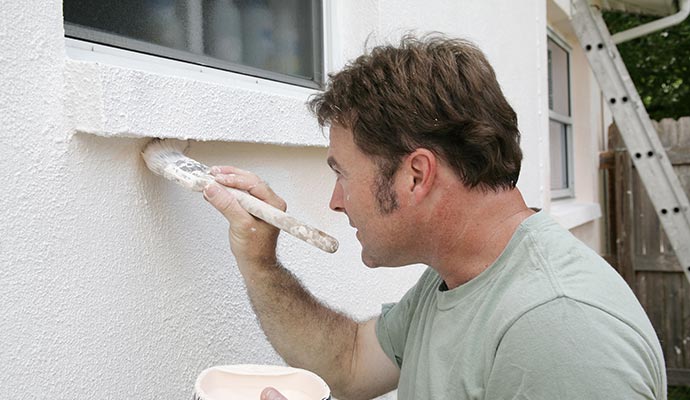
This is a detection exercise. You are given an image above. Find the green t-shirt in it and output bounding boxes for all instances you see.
[376,211,666,399]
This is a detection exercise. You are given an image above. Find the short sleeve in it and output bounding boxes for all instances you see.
[484,297,663,400]
[375,268,435,369]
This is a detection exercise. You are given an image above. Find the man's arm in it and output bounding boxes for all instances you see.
[203,166,399,399]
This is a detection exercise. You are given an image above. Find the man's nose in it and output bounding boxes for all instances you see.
[329,182,345,213]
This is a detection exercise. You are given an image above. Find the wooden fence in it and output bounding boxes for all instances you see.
[603,117,690,386]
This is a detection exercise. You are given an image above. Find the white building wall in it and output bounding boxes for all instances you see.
[546,0,606,252]
[0,0,547,398]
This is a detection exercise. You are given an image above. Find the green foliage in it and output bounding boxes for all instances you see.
[603,11,690,119]
[669,385,690,399]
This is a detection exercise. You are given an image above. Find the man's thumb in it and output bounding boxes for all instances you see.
[203,183,240,219]
[260,387,288,400]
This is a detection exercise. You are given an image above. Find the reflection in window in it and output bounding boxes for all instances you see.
[63,0,323,88]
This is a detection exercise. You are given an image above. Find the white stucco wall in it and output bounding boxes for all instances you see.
[546,0,606,252]
[1,0,546,398]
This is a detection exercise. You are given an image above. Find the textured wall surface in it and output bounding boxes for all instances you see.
[1,0,545,398]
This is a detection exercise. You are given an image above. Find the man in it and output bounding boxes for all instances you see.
[203,35,666,399]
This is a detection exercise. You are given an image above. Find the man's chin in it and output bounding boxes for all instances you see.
[360,252,380,268]
[361,252,411,269]
[361,253,397,269]
[361,257,378,269]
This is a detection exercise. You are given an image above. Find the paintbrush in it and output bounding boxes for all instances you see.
[141,139,339,253]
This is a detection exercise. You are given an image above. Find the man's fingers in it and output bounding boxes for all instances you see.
[209,165,272,199]
[210,165,250,176]
[212,172,287,212]
[204,170,283,264]
[260,387,288,400]
[203,183,251,224]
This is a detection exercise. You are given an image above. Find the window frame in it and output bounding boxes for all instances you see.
[63,0,325,89]
[547,29,575,199]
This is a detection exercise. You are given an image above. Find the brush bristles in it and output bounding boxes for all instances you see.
[142,139,214,192]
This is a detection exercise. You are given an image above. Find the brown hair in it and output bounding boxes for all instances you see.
[308,34,522,191]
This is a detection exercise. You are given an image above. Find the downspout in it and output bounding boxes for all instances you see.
[612,0,690,44]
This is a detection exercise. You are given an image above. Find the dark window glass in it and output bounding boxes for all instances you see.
[64,0,323,88]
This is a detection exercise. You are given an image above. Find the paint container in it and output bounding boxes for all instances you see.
[193,364,331,400]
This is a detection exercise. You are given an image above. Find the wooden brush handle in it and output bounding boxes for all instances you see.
[224,186,339,253]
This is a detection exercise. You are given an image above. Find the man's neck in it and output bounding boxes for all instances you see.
[424,187,534,290]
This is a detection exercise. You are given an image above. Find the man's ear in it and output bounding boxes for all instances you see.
[402,148,437,200]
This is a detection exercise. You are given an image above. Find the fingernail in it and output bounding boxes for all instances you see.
[261,388,279,400]
[214,175,226,185]
[210,166,220,175]
[215,174,237,183]
[204,184,220,199]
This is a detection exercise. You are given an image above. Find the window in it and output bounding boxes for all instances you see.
[547,33,574,199]
[63,0,323,88]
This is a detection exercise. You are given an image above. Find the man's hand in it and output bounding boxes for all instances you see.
[203,166,287,267]
[260,387,288,400]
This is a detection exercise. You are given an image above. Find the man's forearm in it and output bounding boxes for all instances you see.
[239,258,358,392]
[202,170,363,395]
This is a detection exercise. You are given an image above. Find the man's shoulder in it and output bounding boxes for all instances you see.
[485,212,650,340]
[508,211,636,310]
[485,296,666,399]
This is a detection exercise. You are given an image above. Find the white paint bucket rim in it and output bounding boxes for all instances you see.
[194,364,331,400]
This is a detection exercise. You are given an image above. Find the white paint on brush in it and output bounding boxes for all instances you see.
[142,139,339,253]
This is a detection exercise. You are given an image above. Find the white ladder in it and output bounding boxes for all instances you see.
[570,0,690,282]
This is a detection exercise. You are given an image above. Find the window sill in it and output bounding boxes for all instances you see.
[549,200,602,230]
[63,39,327,147]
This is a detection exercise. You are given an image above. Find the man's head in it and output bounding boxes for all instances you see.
[309,34,523,202]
